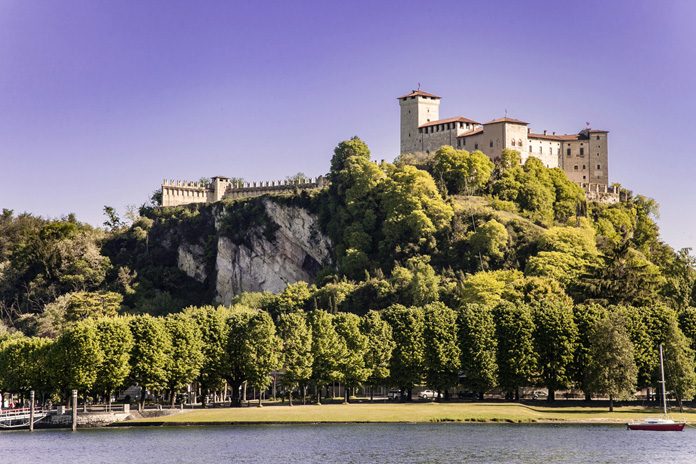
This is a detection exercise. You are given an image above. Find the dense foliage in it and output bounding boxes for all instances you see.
[2,136,696,407]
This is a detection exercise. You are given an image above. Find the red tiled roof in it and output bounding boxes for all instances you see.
[419,116,480,128]
[528,132,581,141]
[456,128,484,138]
[398,89,441,99]
[484,117,529,125]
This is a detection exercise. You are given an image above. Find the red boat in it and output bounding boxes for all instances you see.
[627,418,685,432]
[627,345,686,432]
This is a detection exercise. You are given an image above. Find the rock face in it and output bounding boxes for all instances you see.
[215,199,331,304]
[177,243,207,283]
[172,197,330,305]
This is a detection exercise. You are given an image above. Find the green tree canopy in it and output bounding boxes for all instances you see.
[585,313,638,411]
[277,311,313,405]
[493,301,537,399]
[423,302,461,398]
[532,300,578,401]
[457,303,497,397]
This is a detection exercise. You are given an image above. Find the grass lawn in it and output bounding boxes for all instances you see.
[125,402,696,425]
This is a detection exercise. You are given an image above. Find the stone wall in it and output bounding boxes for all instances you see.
[162,176,325,207]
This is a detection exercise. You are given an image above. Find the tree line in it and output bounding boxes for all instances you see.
[2,300,696,411]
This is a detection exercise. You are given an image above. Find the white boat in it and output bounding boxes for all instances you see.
[627,345,685,432]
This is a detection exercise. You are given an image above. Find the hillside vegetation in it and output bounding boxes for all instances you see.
[2,137,696,409]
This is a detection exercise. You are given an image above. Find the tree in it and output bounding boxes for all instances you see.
[324,137,384,278]
[93,317,133,408]
[164,312,204,406]
[493,301,537,400]
[103,206,123,231]
[382,305,425,400]
[532,301,577,401]
[128,315,172,410]
[423,302,460,399]
[239,311,281,407]
[277,311,313,405]
[663,318,696,412]
[469,219,509,269]
[361,310,394,401]
[225,307,256,406]
[431,146,494,195]
[390,255,440,306]
[678,307,696,352]
[457,304,497,398]
[184,305,232,405]
[585,313,638,411]
[333,312,369,403]
[0,336,53,398]
[52,320,104,406]
[380,165,454,263]
[580,244,665,307]
[612,305,657,392]
[572,303,609,400]
[307,310,346,404]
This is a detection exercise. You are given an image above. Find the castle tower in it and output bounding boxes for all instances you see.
[399,89,440,154]
[212,176,231,202]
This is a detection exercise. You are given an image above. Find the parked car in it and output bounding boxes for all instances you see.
[418,389,441,399]
[532,390,548,400]
[457,390,477,400]
[387,390,401,400]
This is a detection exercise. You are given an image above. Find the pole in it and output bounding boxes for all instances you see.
[71,389,78,432]
[29,390,35,432]
[659,344,667,416]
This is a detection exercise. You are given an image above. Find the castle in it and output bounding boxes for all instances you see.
[161,89,618,207]
[399,89,615,197]
[161,176,325,207]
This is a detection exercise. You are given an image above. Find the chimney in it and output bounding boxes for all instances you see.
[553,131,556,135]
[543,130,547,135]
[527,128,530,134]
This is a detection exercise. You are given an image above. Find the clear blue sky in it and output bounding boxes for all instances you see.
[1,0,695,250]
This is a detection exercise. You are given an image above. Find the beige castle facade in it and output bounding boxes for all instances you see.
[399,89,611,192]
[161,89,618,208]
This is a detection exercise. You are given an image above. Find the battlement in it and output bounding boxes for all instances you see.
[581,183,621,204]
[161,176,326,207]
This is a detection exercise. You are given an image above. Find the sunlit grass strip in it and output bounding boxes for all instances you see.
[125,402,696,425]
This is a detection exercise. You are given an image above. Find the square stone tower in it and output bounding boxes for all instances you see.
[399,90,441,153]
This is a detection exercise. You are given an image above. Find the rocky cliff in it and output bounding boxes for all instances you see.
[173,196,331,305]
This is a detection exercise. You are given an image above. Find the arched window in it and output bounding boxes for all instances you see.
[511,139,516,146]
[518,139,522,146]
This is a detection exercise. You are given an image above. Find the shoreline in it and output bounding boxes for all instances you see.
[116,402,695,429]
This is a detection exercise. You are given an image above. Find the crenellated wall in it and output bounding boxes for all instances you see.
[161,176,326,207]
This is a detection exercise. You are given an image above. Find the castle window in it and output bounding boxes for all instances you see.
[583,175,586,180]
[597,164,601,169]
[580,147,585,156]
[459,122,463,128]
[557,148,561,155]
[596,135,600,140]
[582,165,586,169]
[518,139,522,146]
[489,140,493,148]
[418,128,422,133]
[529,145,532,152]
[475,143,479,150]
[574,165,578,170]
[566,148,571,156]
[539,146,543,154]
[511,139,516,146]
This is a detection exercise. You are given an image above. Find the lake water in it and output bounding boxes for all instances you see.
[1,423,695,463]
